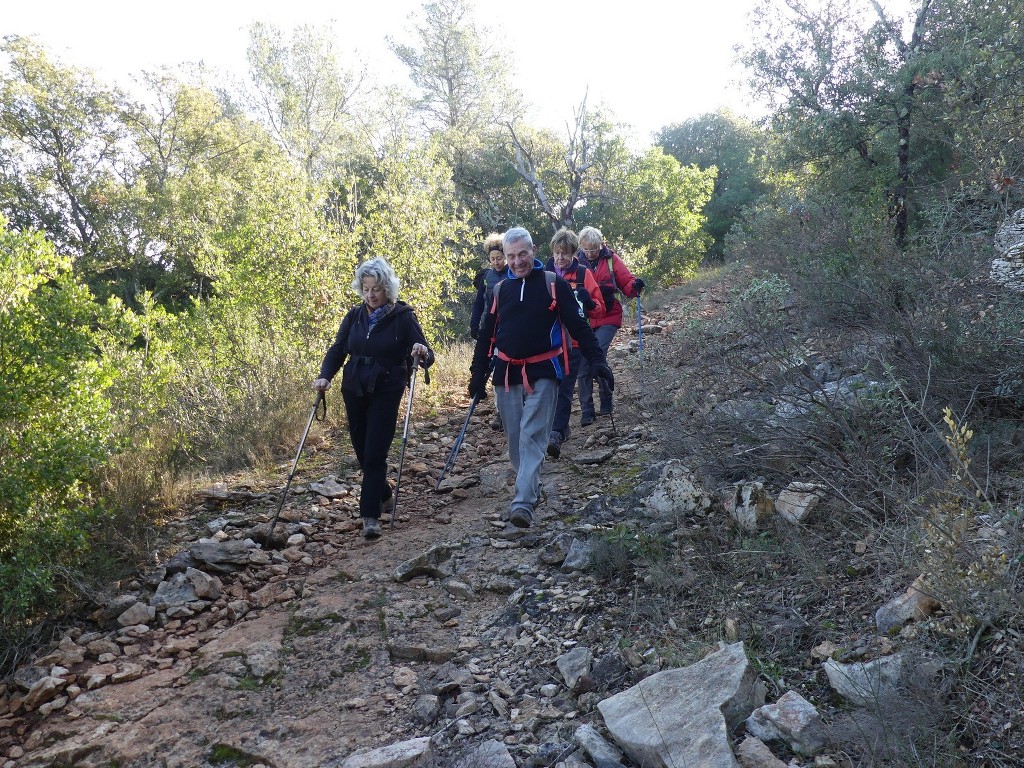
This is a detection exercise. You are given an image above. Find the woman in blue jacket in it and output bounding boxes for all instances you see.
[314,258,433,540]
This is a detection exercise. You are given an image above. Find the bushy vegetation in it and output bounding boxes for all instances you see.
[3,5,1024,762]
[0,5,713,668]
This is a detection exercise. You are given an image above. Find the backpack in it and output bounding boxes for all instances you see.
[581,248,619,313]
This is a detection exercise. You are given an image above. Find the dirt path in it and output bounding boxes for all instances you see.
[7,323,660,768]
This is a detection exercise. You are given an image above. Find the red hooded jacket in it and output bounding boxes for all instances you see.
[579,244,638,329]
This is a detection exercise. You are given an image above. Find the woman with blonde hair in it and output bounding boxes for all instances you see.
[576,226,644,426]
[314,257,434,539]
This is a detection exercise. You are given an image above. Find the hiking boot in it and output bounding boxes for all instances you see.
[546,431,563,459]
[489,413,503,431]
[380,495,395,520]
[580,412,595,427]
[509,507,533,528]
[362,517,381,540]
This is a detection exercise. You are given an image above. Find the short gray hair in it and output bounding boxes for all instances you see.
[352,257,400,302]
[578,226,603,248]
[502,226,534,252]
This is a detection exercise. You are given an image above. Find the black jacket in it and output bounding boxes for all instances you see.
[470,260,605,388]
[319,302,434,396]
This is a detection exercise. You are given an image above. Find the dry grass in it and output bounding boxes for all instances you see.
[590,203,1024,766]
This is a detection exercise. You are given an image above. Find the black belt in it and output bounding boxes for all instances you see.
[353,355,403,367]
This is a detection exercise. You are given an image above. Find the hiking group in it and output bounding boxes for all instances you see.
[312,225,643,539]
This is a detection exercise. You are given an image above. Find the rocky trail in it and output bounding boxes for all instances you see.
[3,276,1003,768]
[2,311,690,768]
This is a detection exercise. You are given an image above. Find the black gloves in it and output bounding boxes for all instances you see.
[468,369,489,400]
[470,326,479,340]
[633,278,645,295]
[593,362,615,392]
[599,285,615,311]
[576,287,597,312]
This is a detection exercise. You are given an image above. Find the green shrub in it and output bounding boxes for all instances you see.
[0,222,120,669]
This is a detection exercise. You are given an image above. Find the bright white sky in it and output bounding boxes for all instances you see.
[3,0,771,146]
[3,0,916,146]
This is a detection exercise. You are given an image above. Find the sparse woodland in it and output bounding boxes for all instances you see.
[2,0,1024,765]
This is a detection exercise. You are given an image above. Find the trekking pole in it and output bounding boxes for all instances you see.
[269,390,327,537]
[636,294,644,363]
[636,294,645,397]
[436,393,480,490]
[392,354,425,529]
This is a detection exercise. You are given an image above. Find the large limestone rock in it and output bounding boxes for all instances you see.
[393,543,455,581]
[644,460,713,516]
[150,567,222,610]
[598,642,765,768]
[575,724,627,766]
[725,481,774,532]
[339,736,433,768]
[875,575,940,633]
[188,539,259,573]
[774,482,824,523]
[992,208,1024,291]
[452,740,515,768]
[744,690,827,755]
[824,653,904,708]
[735,736,788,768]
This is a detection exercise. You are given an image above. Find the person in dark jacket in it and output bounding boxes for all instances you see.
[544,228,604,459]
[468,227,614,529]
[314,257,433,540]
[470,232,507,339]
[470,232,508,431]
[576,226,644,426]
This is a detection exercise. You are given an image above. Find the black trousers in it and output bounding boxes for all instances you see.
[342,388,404,519]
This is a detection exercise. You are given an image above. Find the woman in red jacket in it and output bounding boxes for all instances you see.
[576,226,644,426]
[545,227,604,457]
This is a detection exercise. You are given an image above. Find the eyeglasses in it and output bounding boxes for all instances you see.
[581,248,601,256]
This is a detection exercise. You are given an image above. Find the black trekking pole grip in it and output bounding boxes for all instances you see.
[269,390,327,536]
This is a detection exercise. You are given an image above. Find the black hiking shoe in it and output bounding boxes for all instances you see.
[580,412,595,427]
[509,507,533,528]
[362,517,381,540]
[547,432,563,459]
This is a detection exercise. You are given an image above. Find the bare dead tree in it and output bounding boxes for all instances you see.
[506,94,596,233]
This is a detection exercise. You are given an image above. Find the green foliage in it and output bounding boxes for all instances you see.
[357,140,475,342]
[599,147,715,285]
[595,523,669,567]
[921,410,1016,638]
[387,0,518,135]
[245,21,369,182]
[735,273,792,329]
[0,35,128,266]
[738,0,1024,244]
[208,744,261,767]
[0,221,118,651]
[657,109,771,258]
